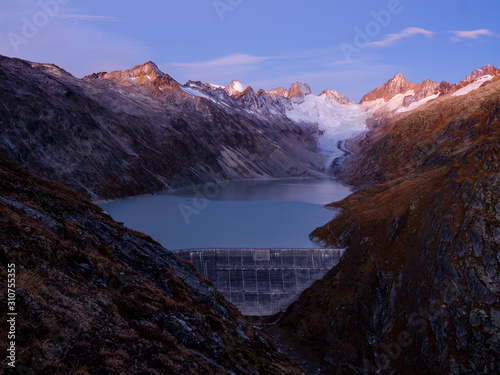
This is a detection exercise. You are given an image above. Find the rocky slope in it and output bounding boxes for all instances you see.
[0,152,304,374]
[279,75,500,373]
[0,56,324,200]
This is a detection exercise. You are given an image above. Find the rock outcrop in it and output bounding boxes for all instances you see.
[360,73,417,103]
[287,82,313,99]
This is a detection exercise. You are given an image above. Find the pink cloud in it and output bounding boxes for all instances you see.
[449,29,494,42]
[168,54,272,69]
[370,27,436,47]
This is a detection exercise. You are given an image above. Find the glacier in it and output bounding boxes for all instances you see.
[286,94,368,168]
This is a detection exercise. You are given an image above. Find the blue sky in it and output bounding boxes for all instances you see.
[1,0,499,102]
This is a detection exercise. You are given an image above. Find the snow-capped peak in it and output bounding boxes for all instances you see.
[125,61,166,80]
[225,80,247,96]
[319,89,354,105]
[359,73,414,104]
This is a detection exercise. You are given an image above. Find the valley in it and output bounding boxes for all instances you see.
[1,54,499,374]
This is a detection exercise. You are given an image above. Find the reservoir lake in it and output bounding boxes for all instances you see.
[99,179,351,250]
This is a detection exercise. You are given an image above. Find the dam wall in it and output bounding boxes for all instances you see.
[175,248,344,316]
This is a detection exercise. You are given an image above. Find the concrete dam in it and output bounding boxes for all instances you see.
[175,248,345,316]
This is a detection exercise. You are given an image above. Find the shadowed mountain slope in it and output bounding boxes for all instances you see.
[0,152,304,374]
[0,56,323,200]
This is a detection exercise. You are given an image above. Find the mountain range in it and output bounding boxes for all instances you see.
[1,54,496,202]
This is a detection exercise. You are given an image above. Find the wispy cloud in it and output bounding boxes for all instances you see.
[161,50,398,102]
[168,54,273,69]
[449,29,494,42]
[56,14,119,22]
[163,51,349,86]
[370,27,436,47]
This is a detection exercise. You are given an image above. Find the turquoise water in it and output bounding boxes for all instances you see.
[100,179,351,250]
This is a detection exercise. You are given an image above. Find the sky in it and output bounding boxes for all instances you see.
[0,0,499,102]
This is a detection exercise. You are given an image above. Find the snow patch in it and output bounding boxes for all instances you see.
[452,75,493,97]
[208,83,225,90]
[361,90,415,114]
[397,93,440,113]
[180,85,211,99]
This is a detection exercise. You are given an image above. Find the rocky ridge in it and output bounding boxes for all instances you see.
[360,65,498,105]
[359,66,499,124]
[460,64,497,85]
